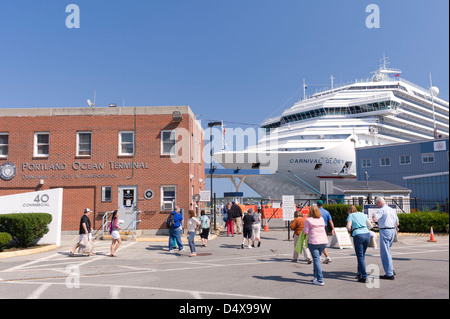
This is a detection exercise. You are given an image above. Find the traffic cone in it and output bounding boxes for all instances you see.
[264,220,269,232]
[427,227,436,242]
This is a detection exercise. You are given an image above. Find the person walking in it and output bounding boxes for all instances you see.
[230,201,243,235]
[317,200,334,264]
[372,197,399,280]
[224,202,234,237]
[304,205,328,286]
[199,210,210,247]
[290,211,312,263]
[241,208,255,249]
[187,210,201,257]
[168,206,184,253]
[109,210,122,257]
[346,205,373,282]
[69,208,94,257]
[251,208,262,248]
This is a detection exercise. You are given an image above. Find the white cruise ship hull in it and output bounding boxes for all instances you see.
[213,135,357,199]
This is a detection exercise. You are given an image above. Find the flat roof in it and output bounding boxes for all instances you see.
[332,180,411,193]
[355,138,449,151]
[0,105,195,118]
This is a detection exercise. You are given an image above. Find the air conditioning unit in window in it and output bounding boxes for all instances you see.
[163,202,174,211]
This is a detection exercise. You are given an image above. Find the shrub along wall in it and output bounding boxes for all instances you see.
[0,232,12,251]
[323,205,449,233]
[0,213,52,248]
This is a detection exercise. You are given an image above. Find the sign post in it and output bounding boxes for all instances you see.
[282,195,295,241]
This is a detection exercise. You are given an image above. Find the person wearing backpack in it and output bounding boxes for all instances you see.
[223,202,233,236]
[168,206,184,253]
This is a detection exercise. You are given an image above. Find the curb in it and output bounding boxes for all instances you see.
[0,244,58,259]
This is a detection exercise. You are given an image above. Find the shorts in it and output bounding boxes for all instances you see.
[200,228,210,239]
[111,230,120,240]
[243,228,252,239]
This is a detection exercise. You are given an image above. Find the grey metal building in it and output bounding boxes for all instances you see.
[355,138,449,211]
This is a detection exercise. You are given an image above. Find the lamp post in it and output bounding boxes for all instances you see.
[208,121,222,230]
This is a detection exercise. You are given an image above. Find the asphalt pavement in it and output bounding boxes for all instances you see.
[0,218,448,304]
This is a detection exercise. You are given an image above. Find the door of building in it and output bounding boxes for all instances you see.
[118,186,137,230]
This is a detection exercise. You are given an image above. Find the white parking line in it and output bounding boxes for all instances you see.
[26,283,52,299]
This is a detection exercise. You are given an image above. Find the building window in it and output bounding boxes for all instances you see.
[379,157,391,167]
[161,185,176,211]
[421,152,434,163]
[119,131,134,156]
[77,132,92,156]
[34,132,49,157]
[161,130,176,155]
[399,155,411,165]
[362,158,372,168]
[0,133,8,158]
[101,186,112,202]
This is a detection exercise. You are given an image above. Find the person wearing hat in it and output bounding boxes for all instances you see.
[69,208,94,256]
[317,200,334,264]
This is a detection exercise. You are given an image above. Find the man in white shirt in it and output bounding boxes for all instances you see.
[372,197,399,279]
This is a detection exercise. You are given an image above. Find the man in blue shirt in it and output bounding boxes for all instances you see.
[373,197,399,279]
[317,200,335,264]
[169,206,184,252]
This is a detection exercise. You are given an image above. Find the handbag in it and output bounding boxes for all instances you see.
[78,234,94,254]
[295,230,308,254]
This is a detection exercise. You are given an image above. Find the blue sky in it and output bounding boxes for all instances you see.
[0,0,448,197]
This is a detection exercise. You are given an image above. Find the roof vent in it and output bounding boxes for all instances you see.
[172,111,182,122]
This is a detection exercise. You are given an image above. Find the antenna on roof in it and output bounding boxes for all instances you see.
[87,91,96,107]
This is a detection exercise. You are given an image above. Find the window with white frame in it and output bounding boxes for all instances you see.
[101,186,112,202]
[161,130,176,155]
[161,185,176,211]
[119,131,134,156]
[362,158,372,168]
[77,131,92,156]
[421,152,434,163]
[0,133,8,158]
[379,157,391,167]
[34,132,49,157]
[399,155,411,165]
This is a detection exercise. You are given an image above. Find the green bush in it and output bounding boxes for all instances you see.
[324,204,363,227]
[0,213,52,247]
[398,212,449,233]
[0,232,12,251]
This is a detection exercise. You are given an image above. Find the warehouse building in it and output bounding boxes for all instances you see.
[355,138,449,211]
[0,105,205,233]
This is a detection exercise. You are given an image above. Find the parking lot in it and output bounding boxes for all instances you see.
[0,221,448,303]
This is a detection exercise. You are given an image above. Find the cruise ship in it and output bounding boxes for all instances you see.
[213,57,449,199]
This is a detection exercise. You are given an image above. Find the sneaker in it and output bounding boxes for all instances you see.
[380,275,395,280]
[257,241,261,247]
[248,245,252,249]
[179,247,184,252]
[241,244,244,249]
[323,257,332,264]
[306,258,313,264]
[312,278,324,286]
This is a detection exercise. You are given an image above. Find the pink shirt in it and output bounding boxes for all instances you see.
[304,217,328,245]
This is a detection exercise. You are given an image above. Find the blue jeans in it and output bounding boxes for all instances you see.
[353,232,370,279]
[379,228,396,276]
[188,231,196,253]
[309,243,327,283]
[169,227,183,251]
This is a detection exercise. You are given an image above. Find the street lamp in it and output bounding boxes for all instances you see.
[208,121,222,230]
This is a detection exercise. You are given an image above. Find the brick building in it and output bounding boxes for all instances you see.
[0,105,205,233]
